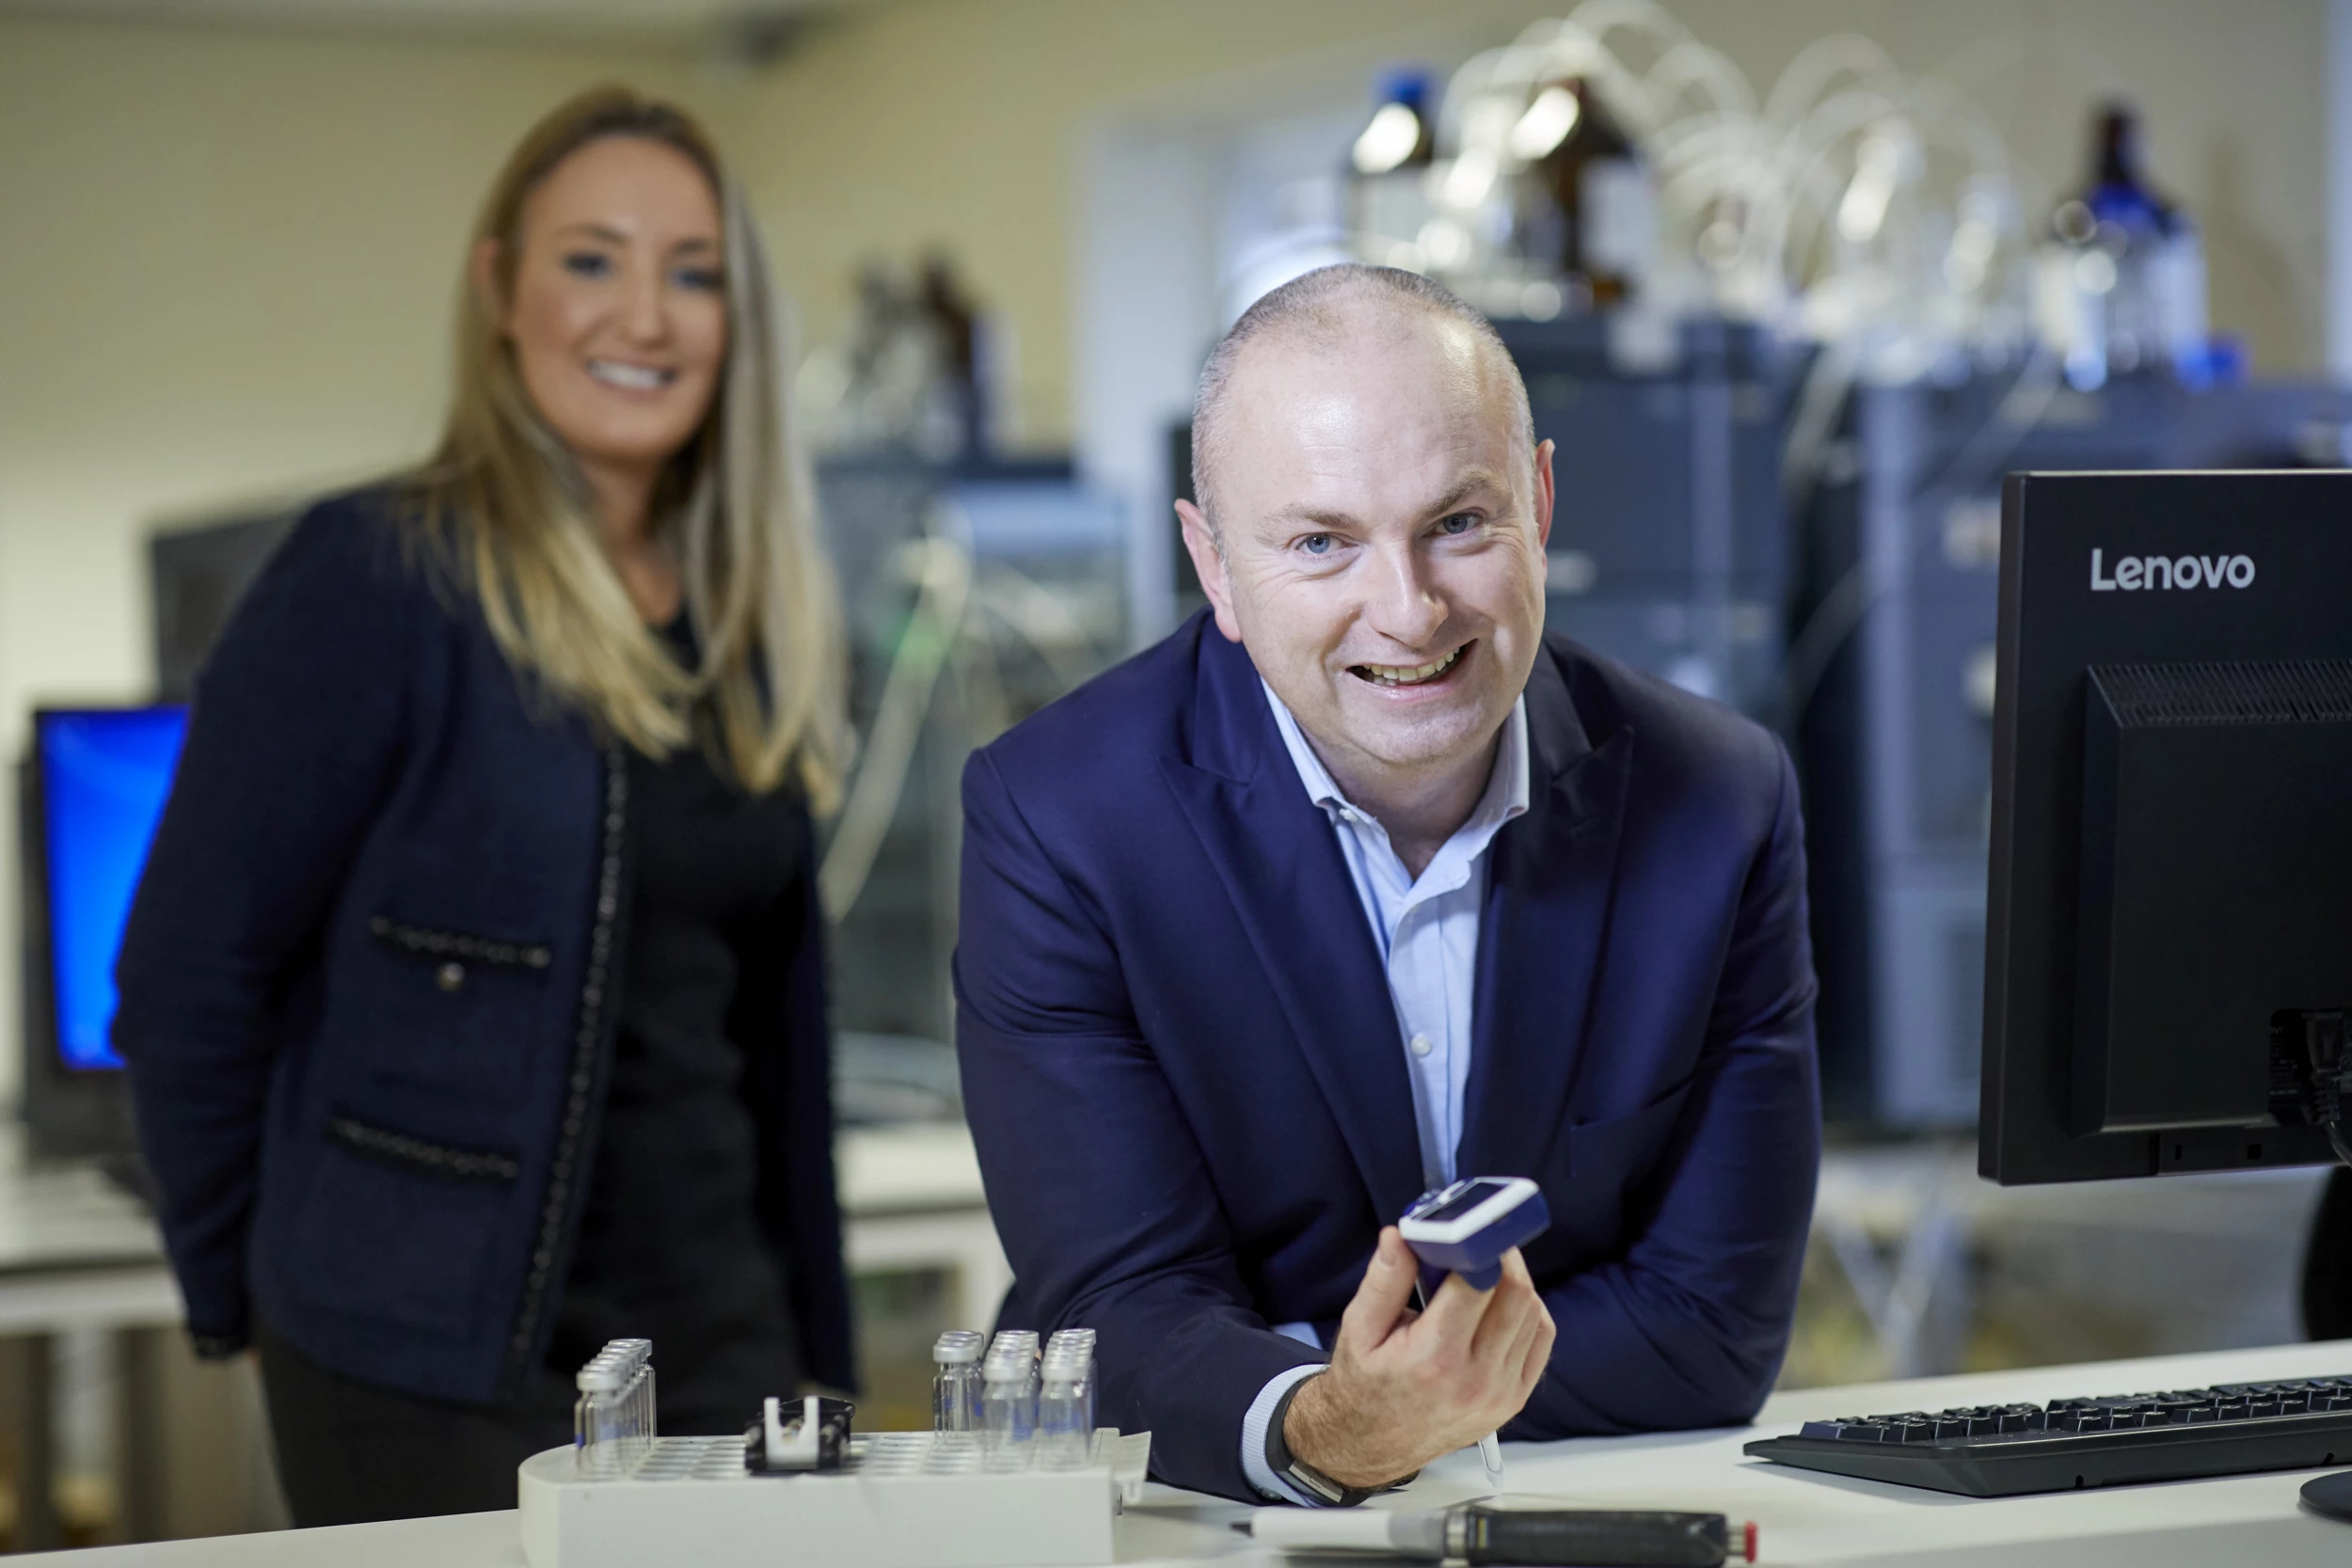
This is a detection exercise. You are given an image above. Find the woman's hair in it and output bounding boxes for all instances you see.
[409,83,847,809]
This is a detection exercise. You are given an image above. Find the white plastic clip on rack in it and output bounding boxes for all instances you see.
[520,1336,1154,1568]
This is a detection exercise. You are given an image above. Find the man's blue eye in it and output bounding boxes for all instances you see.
[1439,514,1475,535]
[1300,535,1332,556]
[563,252,611,278]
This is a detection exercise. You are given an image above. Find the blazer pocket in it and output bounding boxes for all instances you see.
[329,912,557,1107]
[286,1125,510,1337]
[326,1112,520,1183]
[1565,1077,1696,1182]
[1545,1079,1699,1258]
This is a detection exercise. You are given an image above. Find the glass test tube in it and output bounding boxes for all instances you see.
[932,1330,986,1434]
[574,1338,656,1476]
[1037,1347,1090,1469]
[981,1345,1038,1470]
[991,1331,1041,1406]
[1046,1329,1096,1442]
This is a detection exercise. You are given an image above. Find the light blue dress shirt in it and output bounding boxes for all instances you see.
[1238,681,1532,1502]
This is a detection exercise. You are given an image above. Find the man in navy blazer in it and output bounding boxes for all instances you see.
[955,265,1819,1504]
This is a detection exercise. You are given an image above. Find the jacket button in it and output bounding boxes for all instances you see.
[437,961,466,992]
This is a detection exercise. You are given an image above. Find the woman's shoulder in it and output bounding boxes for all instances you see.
[203,481,471,688]
[271,481,456,603]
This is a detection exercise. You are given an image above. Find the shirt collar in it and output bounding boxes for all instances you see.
[1260,679,1532,843]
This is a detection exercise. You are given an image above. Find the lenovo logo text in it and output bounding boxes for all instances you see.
[2089,549,2255,592]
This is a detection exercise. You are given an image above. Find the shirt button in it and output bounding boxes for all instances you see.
[1409,1033,1433,1057]
[437,961,467,992]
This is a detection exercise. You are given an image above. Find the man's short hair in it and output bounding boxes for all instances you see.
[1188,263,1537,536]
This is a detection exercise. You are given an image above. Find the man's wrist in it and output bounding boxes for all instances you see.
[1269,1372,1421,1504]
[1265,1373,1382,1507]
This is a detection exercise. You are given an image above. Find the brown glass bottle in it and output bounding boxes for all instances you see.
[1525,78,1647,307]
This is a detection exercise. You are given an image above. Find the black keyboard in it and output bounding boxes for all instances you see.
[1742,1378,2352,1497]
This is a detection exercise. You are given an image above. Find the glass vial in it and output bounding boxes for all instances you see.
[931,1330,986,1434]
[1037,1347,1090,1469]
[981,1344,1037,1471]
[1046,1328,1097,1449]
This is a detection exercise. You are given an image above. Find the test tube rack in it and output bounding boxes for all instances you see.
[517,1430,1153,1568]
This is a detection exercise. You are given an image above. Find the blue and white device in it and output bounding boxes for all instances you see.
[1397,1176,1549,1291]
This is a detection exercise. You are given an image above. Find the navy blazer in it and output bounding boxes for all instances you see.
[114,487,853,1404]
[955,613,1819,1501]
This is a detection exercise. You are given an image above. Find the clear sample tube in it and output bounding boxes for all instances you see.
[981,1345,1037,1471]
[932,1330,986,1434]
[574,1338,656,1477]
[1046,1328,1096,1442]
[990,1330,1041,1410]
[1037,1346,1090,1469]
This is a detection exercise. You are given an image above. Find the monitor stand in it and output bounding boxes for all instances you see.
[2303,1470,2352,1523]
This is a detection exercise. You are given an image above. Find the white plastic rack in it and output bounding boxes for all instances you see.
[518,1429,1152,1568]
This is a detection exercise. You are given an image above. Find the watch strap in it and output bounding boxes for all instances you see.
[1263,1373,1379,1507]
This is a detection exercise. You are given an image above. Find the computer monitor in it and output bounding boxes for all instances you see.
[19,705,188,1160]
[1979,469,2352,1184]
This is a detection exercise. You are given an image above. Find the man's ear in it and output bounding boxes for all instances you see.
[1175,499,1245,644]
[1532,437,1556,553]
[470,238,510,333]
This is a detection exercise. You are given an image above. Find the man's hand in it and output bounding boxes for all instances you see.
[1282,1226,1554,1490]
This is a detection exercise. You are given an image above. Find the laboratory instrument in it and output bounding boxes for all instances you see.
[934,1329,986,1433]
[1398,1176,1550,1290]
[521,1336,1151,1568]
[1039,1338,1095,1469]
[573,1338,654,1478]
[983,1338,1040,1468]
[1248,1500,1755,1566]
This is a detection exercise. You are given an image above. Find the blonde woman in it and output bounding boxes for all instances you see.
[115,86,852,1526]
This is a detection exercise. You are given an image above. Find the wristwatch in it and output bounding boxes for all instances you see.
[1264,1373,1383,1508]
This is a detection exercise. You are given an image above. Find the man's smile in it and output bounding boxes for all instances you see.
[1349,641,1471,689]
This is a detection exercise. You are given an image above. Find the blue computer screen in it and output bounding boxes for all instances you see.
[38,707,187,1070]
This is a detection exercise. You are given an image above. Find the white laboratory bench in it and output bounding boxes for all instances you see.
[0,1121,1003,1549]
[27,1339,2352,1566]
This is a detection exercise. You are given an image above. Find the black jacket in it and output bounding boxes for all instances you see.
[114,486,853,1402]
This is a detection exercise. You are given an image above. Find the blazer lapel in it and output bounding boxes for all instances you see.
[1161,631,1425,1227]
[1457,654,1634,1180]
